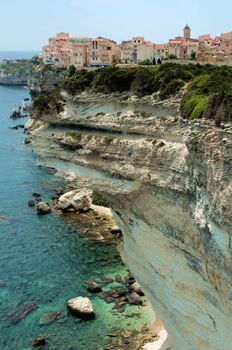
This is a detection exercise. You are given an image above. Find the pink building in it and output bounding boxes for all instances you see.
[88,38,121,67]
[198,36,232,63]
[42,33,120,68]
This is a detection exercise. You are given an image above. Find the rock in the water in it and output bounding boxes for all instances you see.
[124,272,135,285]
[10,124,24,130]
[0,279,5,288]
[129,282,145,296]
[10,303,38,324]
[59,189,92,211]
[36,202,51,215]
[39,311,61,325]
[127,292,142,305]
[114,274,123,284]
[110,226,122,234]
[33,192,41,198]
[100,275,114,284]
[87,280,102,293]
[67,297,95,320]
[32,335,46,347]
[28,200,35,207]
[24,137,31,144]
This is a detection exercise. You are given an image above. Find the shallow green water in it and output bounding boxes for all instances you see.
[0,85,154,350]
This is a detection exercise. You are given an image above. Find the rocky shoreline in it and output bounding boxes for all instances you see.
[25,186,160,349]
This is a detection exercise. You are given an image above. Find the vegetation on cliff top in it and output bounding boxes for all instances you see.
[180,66,232,123]
[62,64,196,99]
[31,63,232,123]
[31,90,65,115]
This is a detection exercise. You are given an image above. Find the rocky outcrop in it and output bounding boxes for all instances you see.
[29,93,232,350]
[36,202,51,215]
[58,189,92,211]
[28,64,67,96]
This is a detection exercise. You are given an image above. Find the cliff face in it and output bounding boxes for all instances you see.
[0,71,29,85]
[28,65,67,95]
[28,94,232,350]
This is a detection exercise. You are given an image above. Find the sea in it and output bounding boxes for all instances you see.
[0,53,154,349]
[0,51,39,63]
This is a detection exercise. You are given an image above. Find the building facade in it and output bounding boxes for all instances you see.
[42,26,232,69]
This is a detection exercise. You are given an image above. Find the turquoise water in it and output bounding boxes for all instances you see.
[0,86,154,349]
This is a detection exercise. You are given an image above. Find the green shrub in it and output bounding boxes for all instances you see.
[160,79,184,100]
[92,191,109,207]
[66,131,82,141]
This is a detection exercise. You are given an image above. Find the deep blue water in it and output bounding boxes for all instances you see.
[0,51,40,63]
[0,85,154,349]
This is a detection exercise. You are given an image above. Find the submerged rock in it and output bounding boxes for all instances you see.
[0,279,5,288]
[39,311,61,325]
[32,335,46,347]
[10,303,38,324]
[100,275,114,284]
[86,280,102,293]
[28,200,35,207]
[36,202,51,215]
[67,296,95,320]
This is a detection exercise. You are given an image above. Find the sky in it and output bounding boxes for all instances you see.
[0,0,232,51]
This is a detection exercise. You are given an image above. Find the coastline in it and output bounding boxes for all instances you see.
[0,84,158,350]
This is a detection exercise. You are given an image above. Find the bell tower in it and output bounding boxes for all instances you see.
[183,24,191,39]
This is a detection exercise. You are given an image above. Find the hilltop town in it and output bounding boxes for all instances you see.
[42,25,232,68]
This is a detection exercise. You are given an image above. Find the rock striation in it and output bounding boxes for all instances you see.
[28,92,232,350]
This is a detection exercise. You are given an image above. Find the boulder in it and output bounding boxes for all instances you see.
[59,189,92,212]
[110,226,122,234]
[87,280,102,293]
[32,335,46,347]
[129,282,145,296]
[28,200,35,207]
[67,297,95,320]
[36,202,51,215]
[128,292,142,305]
[124,272,135,285]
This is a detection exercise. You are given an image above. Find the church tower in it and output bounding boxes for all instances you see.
[183,24,191,39]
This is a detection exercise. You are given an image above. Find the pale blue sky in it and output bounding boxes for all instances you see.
[0,0,231,50]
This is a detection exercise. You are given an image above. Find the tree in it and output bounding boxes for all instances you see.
[68,64,76,77]
[139,59,152,66]
[168,54,178,60]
